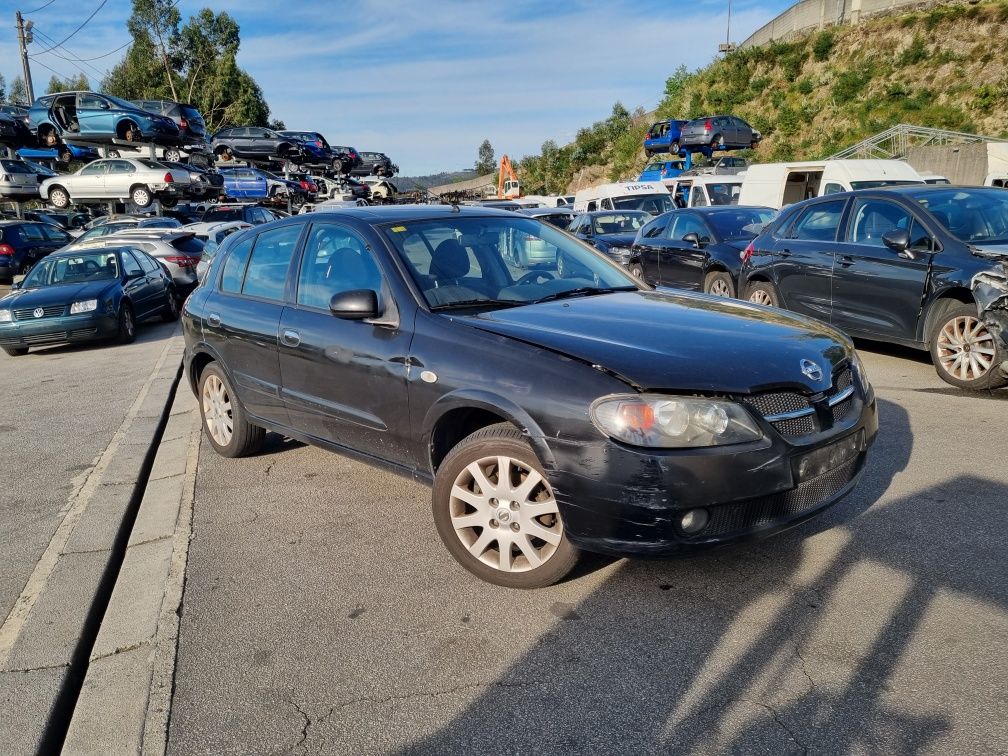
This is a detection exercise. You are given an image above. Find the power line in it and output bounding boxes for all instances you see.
[25,0,57,13]
[34,26,130,63]
[31,27,110,79]
[25,55,73,83]
[32,0,108,55]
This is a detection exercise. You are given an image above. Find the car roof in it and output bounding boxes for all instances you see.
[276,205,519,224]
[49,245,133,258]
[520,207,576,216]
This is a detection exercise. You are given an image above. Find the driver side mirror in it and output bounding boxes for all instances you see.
[99,102,110,110]
[682,232,702,248]
[10,281,21,290]
[882,229,914,258]
[330,289,381,320]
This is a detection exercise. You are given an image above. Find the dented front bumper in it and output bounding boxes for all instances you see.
[972,262,1008,355]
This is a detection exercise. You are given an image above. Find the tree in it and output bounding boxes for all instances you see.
[8,76,28,105]
[127,0,182,100]
[0,74,6,102]
[45,73,90,94]
[475,139,495,174]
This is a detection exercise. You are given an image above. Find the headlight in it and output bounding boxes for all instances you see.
[851,351,872,395]
[70,299,98,314]
[590,394,763,448]
[0,310,11,323]
[607,245,632,262]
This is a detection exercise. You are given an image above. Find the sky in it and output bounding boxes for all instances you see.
[2,0,793,175]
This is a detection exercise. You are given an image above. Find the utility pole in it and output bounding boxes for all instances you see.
[719,0,737,53]
[16,10,36,103]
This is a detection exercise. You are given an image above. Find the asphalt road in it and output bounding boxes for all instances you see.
[0,303,177,623]
[168,343,1008,755]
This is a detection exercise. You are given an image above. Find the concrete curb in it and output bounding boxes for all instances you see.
[0,327,184,754]
[62,385,201,756]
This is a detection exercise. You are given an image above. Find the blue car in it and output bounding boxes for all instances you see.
[217,167,270,199]
[643,119,687,156]
[17,143,99,164]
[29,91,181,149]
[638,157,688,182]
[0,246,178,356]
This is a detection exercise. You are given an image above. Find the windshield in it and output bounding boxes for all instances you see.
[911,187,1008,244]
[22,252,119,288]
[382,216,639,310]
[611,193,675,214]
[849,180,922,190]
[706,208,777,239]
[204,208,243,222]
[105,94,144,111]
[591,212,650,235]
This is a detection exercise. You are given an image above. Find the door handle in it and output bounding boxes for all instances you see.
[838,255,855,267]
[281,329,301,347]
[207,312,221,327]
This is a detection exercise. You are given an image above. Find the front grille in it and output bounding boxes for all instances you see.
[831,397,853,425]
[772,414,818,437]
[746,391,809,417]
[14,305,65,320]
[68,327,98,339]
[695,458,861,539]
[22,331,67,345]
[744,365,856,438]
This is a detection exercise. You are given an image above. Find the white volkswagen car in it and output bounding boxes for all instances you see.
[40,158,191,209]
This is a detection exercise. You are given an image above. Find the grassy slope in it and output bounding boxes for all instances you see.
[519,1,1008,194]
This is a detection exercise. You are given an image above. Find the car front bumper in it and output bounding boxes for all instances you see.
[545,391,878,557]
[0,312,119,349]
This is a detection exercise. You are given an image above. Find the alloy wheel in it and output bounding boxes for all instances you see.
[123,308,135,337]
[202,374,233,447]
[448,455,563,573]
[709,278,732,297]
[749,290,773,306]
[936,315,996,383]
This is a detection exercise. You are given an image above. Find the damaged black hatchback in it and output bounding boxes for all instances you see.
[182,206,878,588]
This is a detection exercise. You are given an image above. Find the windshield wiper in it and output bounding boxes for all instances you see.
[529,286,637,304]
[430,298,523,311]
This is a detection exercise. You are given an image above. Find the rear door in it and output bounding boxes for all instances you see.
[829,197,934,340]
[201,225,303,425]
[17,224,52,269]
[771,198,847,322]
[38,223,72,255]
[660,212,710,289]
[278,221,414,462]
[634,214,671,283]
[105,159,138,199]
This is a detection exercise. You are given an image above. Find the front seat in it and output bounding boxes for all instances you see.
[429,239,470,286]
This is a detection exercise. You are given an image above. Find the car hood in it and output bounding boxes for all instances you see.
[2,280,117,309]
[594,232,638,248]
[465,290,851,394]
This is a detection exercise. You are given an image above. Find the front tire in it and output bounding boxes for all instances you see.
[49,187,70,209]
[929,302,1008,390]
[704,270,736,298]
[164,148,182,162]
[629,263,644,279]
[2,346,28,357]
[746,280,779,307]
[198,363,265,457]
[117,303,136,344]
[432,423,580,588]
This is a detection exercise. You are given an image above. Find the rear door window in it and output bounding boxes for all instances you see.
[788,200,847,242]
[240,225,302,301]
[220,236,254,293]
[20,224,46,243]
[40,225,71,244]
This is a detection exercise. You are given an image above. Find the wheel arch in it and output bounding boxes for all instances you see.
[116,118,140,139]
[920,286,975,345]
[424,390,554,475]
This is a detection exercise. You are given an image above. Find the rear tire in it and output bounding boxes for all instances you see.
[164,148,182,162]
[746,280,779,307]
[117,303,136,344]
[704,270,736,298]
[670,140,680,154]
[432,423,580,588]
[198,363,265,458]
[929,301,1008,390]
[2,346,28,357]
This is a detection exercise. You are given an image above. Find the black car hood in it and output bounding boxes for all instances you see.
[594,232,638,248]
[466,290,850,394]
[2,280,117,309]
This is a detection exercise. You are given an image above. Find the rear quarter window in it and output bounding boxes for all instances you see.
[171,237,206,254]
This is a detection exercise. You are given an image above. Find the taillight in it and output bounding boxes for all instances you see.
[705,119,712,130]
[164,172,173,183]
[0,243,14,256]
[741,241,755,264]
[164,255,199,267]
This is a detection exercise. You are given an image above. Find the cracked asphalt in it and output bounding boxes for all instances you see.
[168,342,1007,755]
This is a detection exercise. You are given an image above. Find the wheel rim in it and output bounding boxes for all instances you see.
[449,455,562,573]
[134,189,149,205]
[708,278,732,297]
[937,315,996,383]
[631,266,643,278]
[168,295,178,316]
[52,190,67,207]
[123,308,134,336]
[749,289,773,306]
[202,374,234,446]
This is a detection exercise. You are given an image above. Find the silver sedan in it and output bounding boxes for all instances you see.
[39,158,191,209]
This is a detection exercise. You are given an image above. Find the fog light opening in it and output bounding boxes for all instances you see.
[680,508,710,535]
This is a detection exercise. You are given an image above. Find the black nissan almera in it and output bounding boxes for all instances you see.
[182,206,878,588]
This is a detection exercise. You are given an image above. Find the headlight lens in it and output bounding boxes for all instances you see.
[851,351,871,394]
[591,394,763,448]
[0,310,11,323]
[70,299,98,314]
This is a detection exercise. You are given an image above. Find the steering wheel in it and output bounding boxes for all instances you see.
[516,270,556,286]
[82,260,101,275]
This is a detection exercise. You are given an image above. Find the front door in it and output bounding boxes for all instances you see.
[72,161,109,200]
[278,221,413,463]
[202,224,303,425]
[634,214,670,284]
[76,93,110,138]
[660,212,709,290]
[829,197,933,340]
[772,198,847,322]
[119,249,159,316]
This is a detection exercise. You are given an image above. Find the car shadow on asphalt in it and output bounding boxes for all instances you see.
[250,432,307,457]
[22,320,176,358]
[852,338,932,366]
[403,399,1007,752]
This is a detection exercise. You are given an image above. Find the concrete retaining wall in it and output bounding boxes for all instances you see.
[740,0,948,48]
[906,143,1008,184]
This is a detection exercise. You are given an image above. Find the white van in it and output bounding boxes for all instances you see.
[573,181,674,214]
[985,173,1008,188]
[737,160,925,208]
[667,174,745,208]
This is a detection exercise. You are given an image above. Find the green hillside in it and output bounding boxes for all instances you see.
[516,0,1008,194]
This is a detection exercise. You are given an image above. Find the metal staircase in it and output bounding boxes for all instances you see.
[829,124,1007,160]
